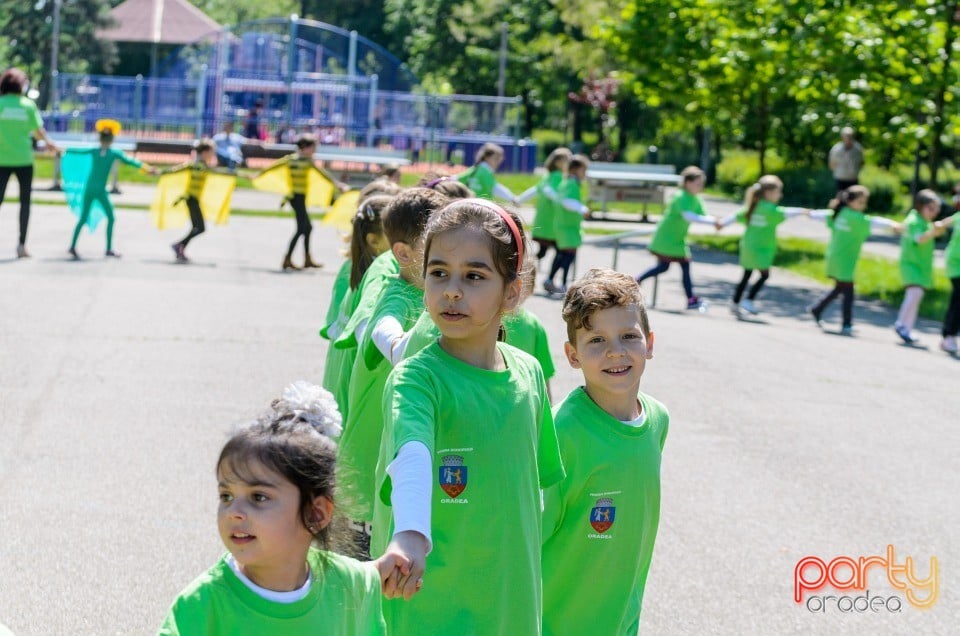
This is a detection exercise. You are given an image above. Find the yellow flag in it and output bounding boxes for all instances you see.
[322,190,361,231]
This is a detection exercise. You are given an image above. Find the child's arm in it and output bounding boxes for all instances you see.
[493,181,517,202]
[866,215,902,233]
[681,210,719,225]
[375,441,432,600]
[64,147,96,156]
[781,207,809,218]
[559,196,591,217]
[514,185,538,205]
[808,209,832,220]
[116,150,143,169]
[371,316,414,366]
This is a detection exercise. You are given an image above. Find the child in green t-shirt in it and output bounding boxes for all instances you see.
[808,186,901,335]
[718,174,810,315]
[320,194,394,404]
[894,189,945,344]
[337,188,449,554]
[159,382,386,636]
[936,208,960,353]
[542,268,668,636]
[455,142,516,202]
[515,147,572,265]
[544,154,593,295]
[636,166,720,310]
[372,199,563,635]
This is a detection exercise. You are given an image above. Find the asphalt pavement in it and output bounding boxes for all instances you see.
[0,189,956,635]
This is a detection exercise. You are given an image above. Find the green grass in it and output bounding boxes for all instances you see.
[690,235,951,319]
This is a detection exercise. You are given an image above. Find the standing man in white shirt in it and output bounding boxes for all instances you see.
[829,126,864,193]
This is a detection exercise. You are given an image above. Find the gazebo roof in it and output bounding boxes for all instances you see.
[97,0,222,45]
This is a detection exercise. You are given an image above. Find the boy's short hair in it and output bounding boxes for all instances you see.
[381,187,450,246]
[680,165,705,183]
[194,138,215,154]
[562,268,650,343]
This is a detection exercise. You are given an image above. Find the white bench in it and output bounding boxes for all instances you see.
[586,162,678,221]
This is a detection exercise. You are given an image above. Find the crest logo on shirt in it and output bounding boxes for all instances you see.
[439,455,467,498]
[590,498,616,533]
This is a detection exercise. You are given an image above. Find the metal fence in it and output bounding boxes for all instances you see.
[45,73,537,171]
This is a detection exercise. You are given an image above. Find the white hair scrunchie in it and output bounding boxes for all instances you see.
[274,381,343,438]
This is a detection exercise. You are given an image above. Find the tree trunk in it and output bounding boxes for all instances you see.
[757,89,770,176]
[571,102,583,143]
[927,1,959,188]
[521,91,533,137]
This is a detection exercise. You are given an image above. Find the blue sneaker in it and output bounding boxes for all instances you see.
[895,324,918,344]
[840,325,855,337]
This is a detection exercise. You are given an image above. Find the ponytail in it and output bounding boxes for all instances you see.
[744,175,783,222]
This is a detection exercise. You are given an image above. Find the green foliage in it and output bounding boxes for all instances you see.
[531,129,566,162]
[188,0,297,27]
[1,0,117,108]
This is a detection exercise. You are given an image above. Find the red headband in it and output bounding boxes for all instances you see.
[463,198,525,270]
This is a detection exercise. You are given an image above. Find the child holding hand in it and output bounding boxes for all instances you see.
[159,382,385,635]
[894,189,944,344]
[372,199,563,634]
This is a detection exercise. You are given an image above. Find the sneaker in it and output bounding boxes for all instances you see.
[739,299,758,315]
[172,243,188,263]
[687,296,703,310]
[68,247,80,260]
[940,337,958,354]
[16,244,29,259]
[808,306,823,328]
[840,325,855,337]
[302,256,322,269]
[543,280,559,295]
[105,250,121,258]
[730,303,742,316]
[282,255,300,271]
[894,324,918,344]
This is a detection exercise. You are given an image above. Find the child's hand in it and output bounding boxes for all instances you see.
[803,208,812,216]
[375,530,428,601]
[892,222,904,234]
[714,220,722,231]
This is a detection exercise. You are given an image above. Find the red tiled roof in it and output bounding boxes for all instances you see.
[97,0,222,45]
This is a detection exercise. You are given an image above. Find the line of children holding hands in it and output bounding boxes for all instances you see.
[63,125,346,269]
[161,180,670,634]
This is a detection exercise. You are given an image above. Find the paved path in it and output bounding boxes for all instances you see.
[0,199,956,635]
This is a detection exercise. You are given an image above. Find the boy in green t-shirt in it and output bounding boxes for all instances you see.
[336,188,449,556]
[543,268,669,636]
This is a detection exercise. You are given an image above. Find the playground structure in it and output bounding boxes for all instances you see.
[47,17,538,172]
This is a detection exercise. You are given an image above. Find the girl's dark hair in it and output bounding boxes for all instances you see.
[744,175,782,222]
[422,199,529,285]
[0,68,27,96]
[194,138,215,154]
[296,133,318,149]
[217,412,349,555]
[417,173,473,199]
[567,154,590,175]
[359,178,401,202]
[680,165,705,185]
[474,142,505,166]
[544,147,572,172]
[829,185,870,220]
[349,195,392,289]
[914,188,939,210]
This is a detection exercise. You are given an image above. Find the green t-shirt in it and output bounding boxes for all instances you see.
[321,259,353,340]
[331,252,400,419]
[542,388,669,636]
[322,286,359,412]
[0,95,43,167]
[553,176,585,249]
[648,189,704,259]
[503,307,555,380]
[899,210,935,288]
[946,213,960,279]
[66,147,142,192]
[532,170,564,241]
[338,276,424,521]
[457,161,496,199]
[158,550,385,636]
[735,200,786,270]
[402,309,438,360]
[825,207,871,282]
[403,307,555,380]
[372,342,564,635]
